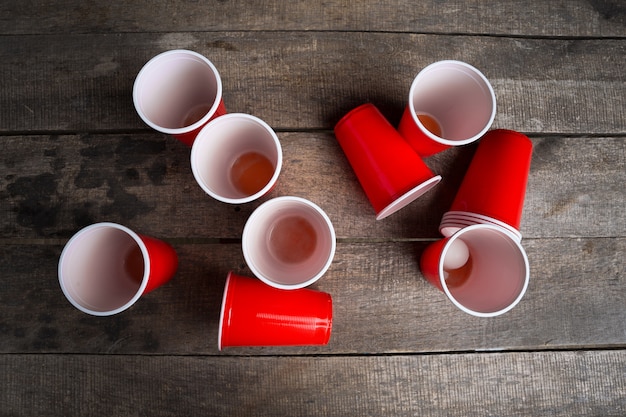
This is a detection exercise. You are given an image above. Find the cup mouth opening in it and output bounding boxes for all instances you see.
[190,113,283,204]
[217,271,236,350]
[408,60,496,145]
[376,175,442,220]
[242,197,336,289]
[438,224,529,317]
[58,222,150,316]
[133,49,223,135]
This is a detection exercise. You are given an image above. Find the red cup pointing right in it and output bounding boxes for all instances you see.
[439,129,533,239]
[218,272,333,350]
[334,103,441,220]
[58,222,178,316]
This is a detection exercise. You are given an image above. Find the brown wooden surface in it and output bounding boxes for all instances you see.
[1,0,625,415]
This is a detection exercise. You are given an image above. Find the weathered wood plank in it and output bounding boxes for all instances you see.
[1,134,624,240]
[1,238,624,354]
[1,33,624,133]
[1,351,624,416]
[1,0,625,37]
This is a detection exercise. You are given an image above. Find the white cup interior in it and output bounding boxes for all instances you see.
[133,49,222,134]
[409,60,496,144]
[58,223,149,315]
[242,197,336,289]
[439,224,528,317]
[191,113,282,204]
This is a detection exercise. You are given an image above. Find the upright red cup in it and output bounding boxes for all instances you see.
[440,129,533,237]
[420,224,529,317]
[58,222,178,316]
[218,272,333,350]
[133,49,227,146]
[334,103,441,220]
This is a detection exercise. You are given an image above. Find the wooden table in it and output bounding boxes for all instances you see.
[1,1,625,415]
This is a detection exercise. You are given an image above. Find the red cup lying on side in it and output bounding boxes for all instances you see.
[420,224,529,317]
[58,222,178,316]
[218,272,333,350]
[439,129,533,239]
[334,103,441,220]
[398,60,496,157]
[133,49,227,146]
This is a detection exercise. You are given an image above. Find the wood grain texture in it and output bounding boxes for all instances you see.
[1,351,624,417]
[1,1,625,415]
[1,33,624,133]
[1,134,624,240]
[1,238,624,355]
[1,0,625,37]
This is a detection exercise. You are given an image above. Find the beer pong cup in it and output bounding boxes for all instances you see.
[242,196,335,289]
[133,49,226,146]
[420,224,529,317]
[58,222,178,316]
[398,60,496,157]
[190,113,282,204]
[334,103,441,220]
[218,272,333,349]
[444,129,533,234]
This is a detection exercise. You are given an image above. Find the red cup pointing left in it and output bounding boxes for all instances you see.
[58,222,178,316]
[218,272,333,350]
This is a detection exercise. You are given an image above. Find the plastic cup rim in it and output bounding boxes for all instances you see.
[190,113,283,204]
[58,222,150,316]
[242,196,336,290]
[408,59,496,145]
[217,271,236,350]
[439,222,523,244]
[438,223,529,317]
[376,175,442,220]
[132,49,223,135]
[441,211,522,241]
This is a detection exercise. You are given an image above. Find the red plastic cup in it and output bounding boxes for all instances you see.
[133,49,227,146]
[191,113,283,204]
[442,129,533,236]
[242,196,335,289]
[420,224,529,317]
[334,103,441,220]
[398,60,496,157]
[58,222,178,316]
[218,272,333,350]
